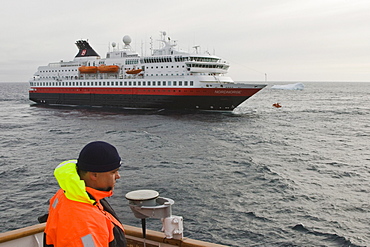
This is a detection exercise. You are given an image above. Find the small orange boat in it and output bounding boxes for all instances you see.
[98,65,120,73]
[78,66,98,74]
[273,103,282,108]
[126,69,142,74]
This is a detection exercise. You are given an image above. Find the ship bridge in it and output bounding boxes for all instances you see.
[185,55,229,74]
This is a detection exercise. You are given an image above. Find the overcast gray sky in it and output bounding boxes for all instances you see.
[1,0,369,82]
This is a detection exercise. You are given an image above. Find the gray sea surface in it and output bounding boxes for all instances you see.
[0,82,369,246]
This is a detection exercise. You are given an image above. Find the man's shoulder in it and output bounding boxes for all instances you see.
[51,190,98,215]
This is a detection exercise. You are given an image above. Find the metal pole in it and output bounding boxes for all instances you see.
[141,218,146,239]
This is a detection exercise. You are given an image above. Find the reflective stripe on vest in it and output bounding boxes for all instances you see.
[81,234,95,247]
[52,198,58,208]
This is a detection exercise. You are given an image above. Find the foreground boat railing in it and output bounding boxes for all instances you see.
[0,223,228,247]
[0,223,45,247]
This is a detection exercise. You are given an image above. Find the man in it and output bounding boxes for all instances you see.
[43,141,127,247]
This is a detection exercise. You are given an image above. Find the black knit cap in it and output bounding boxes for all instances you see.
[77,141,121,172]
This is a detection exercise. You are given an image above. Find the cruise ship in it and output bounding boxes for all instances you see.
[29,32,266,111]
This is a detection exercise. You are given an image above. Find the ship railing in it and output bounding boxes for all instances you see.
[0,223,228,247]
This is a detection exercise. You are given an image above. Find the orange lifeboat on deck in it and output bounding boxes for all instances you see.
[126,69,142,74]
[98,65,120,73]
[78,66,98,74]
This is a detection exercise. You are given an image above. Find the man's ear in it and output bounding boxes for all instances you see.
[88,172,99,181]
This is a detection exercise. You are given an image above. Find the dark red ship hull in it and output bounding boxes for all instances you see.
[29,86,265,111]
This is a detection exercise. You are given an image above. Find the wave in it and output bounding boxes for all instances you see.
[244,211,271,222]
[292,223,364,247]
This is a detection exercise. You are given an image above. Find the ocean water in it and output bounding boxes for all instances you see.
[0,81,369,246]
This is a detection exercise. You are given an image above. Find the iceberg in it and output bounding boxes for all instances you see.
[271,83,304,90]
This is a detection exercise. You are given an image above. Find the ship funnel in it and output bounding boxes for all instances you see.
[125,190,183,240]
[75,40,100,58]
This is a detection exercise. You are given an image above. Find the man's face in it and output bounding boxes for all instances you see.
[93,168,121,191]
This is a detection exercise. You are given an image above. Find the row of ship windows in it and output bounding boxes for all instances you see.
[141,56,220,63]
[38,65,185,74]
[125,59,139,65]
[36,73,188,80]
[187,64,228,69]
[148,65,184,69]
[39,69,78,73]
[31,80,194,87]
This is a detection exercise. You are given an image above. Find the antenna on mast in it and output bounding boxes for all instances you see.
[160,31,167,40]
